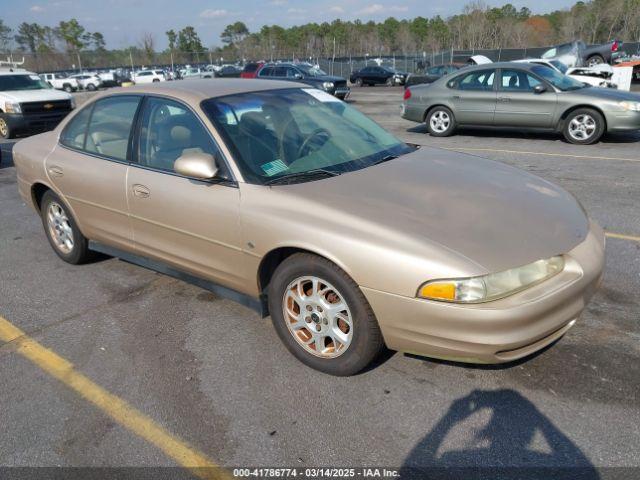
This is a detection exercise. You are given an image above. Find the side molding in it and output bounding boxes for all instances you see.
[88,241,266,316]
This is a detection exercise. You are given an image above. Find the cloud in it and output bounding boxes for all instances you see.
[287,7,305,14]
[30,5,45,12]
[199,9,229,18]
[270,0,287,5]
[358,3,408,15]
[328,6,344,13]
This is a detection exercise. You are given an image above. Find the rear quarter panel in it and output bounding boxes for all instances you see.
[12,132,58,210]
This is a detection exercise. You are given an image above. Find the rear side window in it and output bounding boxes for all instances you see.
[273,67,287,77]
[455,69,495,91]
[258,66,274,77]
[60,106,92,150]
[84,96,141,161]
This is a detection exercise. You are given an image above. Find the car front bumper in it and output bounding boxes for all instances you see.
[4,111,71,135]
[606,110,640,132]
[361,220,605,364]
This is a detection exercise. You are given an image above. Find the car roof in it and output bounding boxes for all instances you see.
[0,69,35,76]
[462,62,541,71]
[90,78,306,103]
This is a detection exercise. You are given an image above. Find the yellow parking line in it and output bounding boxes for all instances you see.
[0,315,230,480]
[440,147,640,163]
[606,232,640,243]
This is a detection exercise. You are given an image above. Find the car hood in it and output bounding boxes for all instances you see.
[270,147,588,274]
[308,75,345,83]
[2,88,72,103]
[569,86,640,101]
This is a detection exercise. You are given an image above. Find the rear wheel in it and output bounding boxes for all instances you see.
[268,253,384,376]
[40,190,93,264]
[63,83,73,93]
[87,83,97,91]
[586,54,605,67]
[563,108,605,145]
[426,106,456,137]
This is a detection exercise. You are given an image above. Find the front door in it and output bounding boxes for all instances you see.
[451,68,497,125]
[46,95,142,250]
[127,96,246,291]
[494,68,558,128]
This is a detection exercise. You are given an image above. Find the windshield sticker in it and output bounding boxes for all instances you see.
[304,89,341,103]
[261,159,288,177]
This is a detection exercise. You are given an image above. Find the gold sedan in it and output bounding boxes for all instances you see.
[13,80,605,375]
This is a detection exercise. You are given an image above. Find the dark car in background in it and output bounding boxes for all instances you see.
[405,63,465,88]
[257,63,350,99]
[214,65,243,78]
[542,40,624,67]
[349,66,408,86]
[241,62,264,79]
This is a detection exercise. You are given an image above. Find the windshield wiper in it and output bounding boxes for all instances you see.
[264,168,340,186]
[370,154,399,166]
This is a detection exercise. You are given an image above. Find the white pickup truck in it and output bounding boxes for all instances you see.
[0,68,75,139]
[40,73,80,93]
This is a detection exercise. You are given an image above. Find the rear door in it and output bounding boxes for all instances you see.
[46,95,142,250]
[494,68,557,128]
[450,68,497,125]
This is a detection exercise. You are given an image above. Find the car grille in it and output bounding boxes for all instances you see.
[20,100,72,115]
[334,80,347,89]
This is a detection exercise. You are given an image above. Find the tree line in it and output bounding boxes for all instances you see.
[1,0,639,71]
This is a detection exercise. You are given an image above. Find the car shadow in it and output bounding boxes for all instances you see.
[399,389,599,480]
[406,125,640,144]
[0,141,16,168]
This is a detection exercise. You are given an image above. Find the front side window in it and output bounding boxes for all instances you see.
[500,69,542,92]
[202,88,412,185]
[60,107,92,150]
[456,69,495,91]
[531,65,586,91]
[137,97,222,174]
[85,96,141,161]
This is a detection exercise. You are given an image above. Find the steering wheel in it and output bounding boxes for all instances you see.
[297,128,331,158]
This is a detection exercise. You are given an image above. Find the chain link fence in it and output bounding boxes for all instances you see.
[2,43,639,76]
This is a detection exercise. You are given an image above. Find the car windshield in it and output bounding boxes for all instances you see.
[548,60,568,74]
[202,88,413,185]
[531,65,586,91]
[297,65,328,77]
[0,74,51,91]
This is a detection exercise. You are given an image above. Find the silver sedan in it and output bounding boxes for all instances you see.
[402,62,640,144]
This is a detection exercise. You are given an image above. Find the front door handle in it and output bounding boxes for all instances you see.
[47,165,63,177]
[132,184,150,198]
[452,95,461,100]
[498,97,511,102]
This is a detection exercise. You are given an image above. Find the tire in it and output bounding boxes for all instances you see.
[86,83,97,91]
[354,77,363,87]
[268,253,384,376]
[586,54,605,67]
[40,190,93,264]
[0,114,13,139]
[152,78,160,83]
[385,77,393,87]
[63,84,73,93]
[562,108,605,145]
[426,106,456,137]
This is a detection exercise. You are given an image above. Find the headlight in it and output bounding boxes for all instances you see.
[620,101,640,112]
[322,81,334,90]
[418,256,565,303]
[4,101,21,114]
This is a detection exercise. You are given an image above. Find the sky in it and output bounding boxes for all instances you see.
[3,0,579,49]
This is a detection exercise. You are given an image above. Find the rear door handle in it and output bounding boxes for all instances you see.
[132,184,150,198]
[47,166,63,177]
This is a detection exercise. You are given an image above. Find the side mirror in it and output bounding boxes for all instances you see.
[174,152,218,180]
[533,84,547,94]
[294,73,303,79]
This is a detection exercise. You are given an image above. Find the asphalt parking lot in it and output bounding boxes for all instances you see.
[1,86,639,478]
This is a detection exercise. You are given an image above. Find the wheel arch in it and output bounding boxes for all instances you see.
[557,104,608,132]
[257,246,354,314]
[31,182,53,211]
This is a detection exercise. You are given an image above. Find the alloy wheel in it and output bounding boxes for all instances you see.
[0,118,8,137]
[568,114,596,141]
[282,276,353,358]
[430,110,451,133]
[46,202,74,254]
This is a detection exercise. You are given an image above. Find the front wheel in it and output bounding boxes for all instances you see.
[86,83,97,91]
[354,78,363,87]
[40,190,93,264]
[0,115,13,139]
[385,77,393,86]
[426,106,456,137]
[268,253,384,376]
[63,84,73,93]
[562,108,605,145]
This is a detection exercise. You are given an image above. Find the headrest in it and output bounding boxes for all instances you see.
[170,125,191,147]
